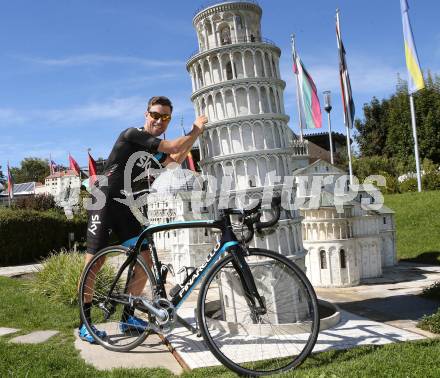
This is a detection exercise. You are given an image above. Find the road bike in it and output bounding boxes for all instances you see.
[79,197,319,376]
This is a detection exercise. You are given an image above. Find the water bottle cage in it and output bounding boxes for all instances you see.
[177,266,196,284]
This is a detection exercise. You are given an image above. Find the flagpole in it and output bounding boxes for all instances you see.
[400,0,424,192]
[291,33,304,142]
[7,161,11,207]
[336,9,354,186]
[323,90,335,164]
[409,94,422,192]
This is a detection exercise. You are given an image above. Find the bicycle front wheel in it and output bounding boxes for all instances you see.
[78,245,156,352]
[197,248,319,376]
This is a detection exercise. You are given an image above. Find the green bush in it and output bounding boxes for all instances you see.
[0,208,87,266]
[30,250,117,306]
[377,171,400,194]
[14,194,58,211]
[422,172,440,190]
[418,308,440,334]
[399,177,418,192]
[421,281,440,300]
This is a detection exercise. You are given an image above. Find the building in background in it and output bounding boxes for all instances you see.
[304,131,348,164]
[294,159,396,287]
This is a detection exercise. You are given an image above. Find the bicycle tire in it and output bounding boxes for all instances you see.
[197,248,319,376]
[79,245,156,352]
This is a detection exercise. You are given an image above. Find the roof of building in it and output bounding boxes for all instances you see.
[46,170,79,179]
[292,159,346,176]
[300,190,357,210]
[150,165,203,194]
[0,181,38,196]
[304,131,348,144]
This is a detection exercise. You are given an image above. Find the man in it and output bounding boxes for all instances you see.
[79,96,207,343]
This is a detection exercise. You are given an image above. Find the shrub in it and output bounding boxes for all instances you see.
[14,194,58,211]
[0,208,87,266]
[399,177,418,192]
[418,308,440,334]
[377,171,400,194]
[422,172,440,191]
[421,281,440,300]
[30,250,118,306]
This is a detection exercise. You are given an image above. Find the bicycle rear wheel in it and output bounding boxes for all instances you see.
[78,245,156,351]
[197,248,319,376]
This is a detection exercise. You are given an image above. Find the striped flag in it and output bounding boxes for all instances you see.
[7,162,14,199]
[292,53,322,129]
[180,117,198,171]
[400,0,424,93]
[186,150,196,171]
[88,152,97,187]
[336,11,355,128]
[49,155,57,175]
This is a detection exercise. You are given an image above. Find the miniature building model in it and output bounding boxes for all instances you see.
[185,1,311,323]
[294,159,397,287]
[187,0,309,263]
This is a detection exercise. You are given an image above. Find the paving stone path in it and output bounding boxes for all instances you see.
[0,327,59,344]
[164,307,425,369]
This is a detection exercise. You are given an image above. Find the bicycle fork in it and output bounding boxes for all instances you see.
[230,246,267,318]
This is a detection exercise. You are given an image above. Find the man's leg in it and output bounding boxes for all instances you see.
[125,250,152,296]
[81,252,106,304]
[79,207,109,342]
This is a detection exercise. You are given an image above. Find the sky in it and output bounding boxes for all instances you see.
[1,0,439,170]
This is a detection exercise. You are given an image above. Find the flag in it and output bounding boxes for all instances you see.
[88,152,97,187]
[186,150,196,171]
[336,11,355,128]
[7,162,14,199]
[49,157,57,175]
[69,154,81,175]
[400,0,424,94]
[180,118,197,171]
[292,54,322,129]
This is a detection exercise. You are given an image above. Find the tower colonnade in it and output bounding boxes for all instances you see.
[188,45,281,91]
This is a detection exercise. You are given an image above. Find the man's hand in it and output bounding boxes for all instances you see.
[193,115,208,135]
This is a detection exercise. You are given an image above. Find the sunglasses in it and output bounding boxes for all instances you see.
[149,111,172,122]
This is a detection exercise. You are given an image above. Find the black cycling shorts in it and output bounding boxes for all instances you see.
[86,196,142,255]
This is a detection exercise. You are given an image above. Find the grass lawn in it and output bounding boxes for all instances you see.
[384,190,440,264]
[1,276,440,377]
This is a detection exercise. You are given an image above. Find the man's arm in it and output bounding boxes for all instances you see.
[158,115,207,164]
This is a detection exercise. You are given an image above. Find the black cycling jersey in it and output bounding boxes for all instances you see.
[87,126,168,254]
[101,127,167,195]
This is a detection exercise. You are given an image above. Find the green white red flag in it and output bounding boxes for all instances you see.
[7,162,14,199]
[293,53,322,129]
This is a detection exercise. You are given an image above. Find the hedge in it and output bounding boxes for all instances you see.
[0,208,87,266]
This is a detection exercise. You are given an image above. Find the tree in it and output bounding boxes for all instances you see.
[355,72,440,166]
[0,165,6,186]
[10,158,50,184]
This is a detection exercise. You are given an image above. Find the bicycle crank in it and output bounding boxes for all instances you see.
[149,298,177,334]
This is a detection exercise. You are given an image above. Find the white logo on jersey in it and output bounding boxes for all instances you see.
[88,214,101,235]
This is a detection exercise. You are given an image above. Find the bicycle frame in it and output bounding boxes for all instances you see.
[133,218,235,307]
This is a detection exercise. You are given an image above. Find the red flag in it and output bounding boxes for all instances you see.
[186,150,196,171]
[88,152,97,187]
[7,162,14,199]
[69,154,81,175]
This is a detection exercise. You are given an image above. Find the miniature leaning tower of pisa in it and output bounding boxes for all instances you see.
[186,1,309,266]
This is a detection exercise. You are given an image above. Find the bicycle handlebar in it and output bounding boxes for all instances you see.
[226,197,281,243]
